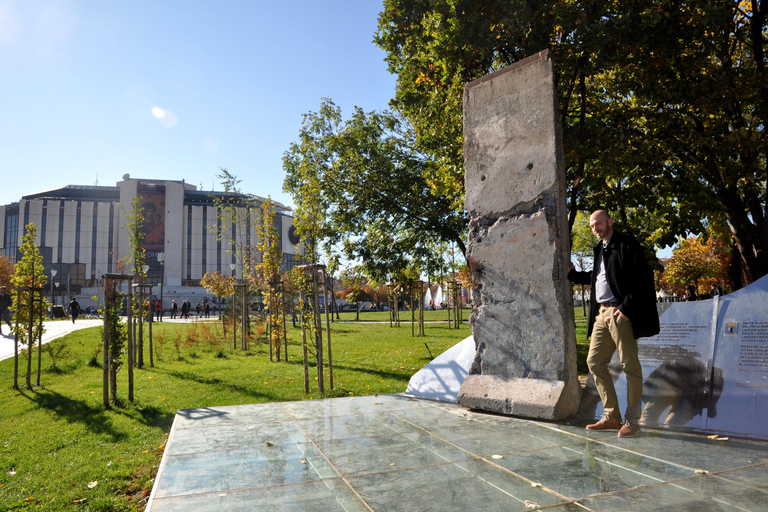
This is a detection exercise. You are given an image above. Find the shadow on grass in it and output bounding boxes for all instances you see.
[23,389,128,442]
[282,359,411,382]
[163,369,283,401]
[133,405,176,430]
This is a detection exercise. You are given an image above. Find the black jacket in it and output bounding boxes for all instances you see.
[0,292,11,311]
[568,231,660,340]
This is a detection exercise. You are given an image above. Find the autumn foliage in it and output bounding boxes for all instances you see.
[660,236,730,295]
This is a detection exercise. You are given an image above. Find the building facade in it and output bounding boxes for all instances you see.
[0,175,298,308]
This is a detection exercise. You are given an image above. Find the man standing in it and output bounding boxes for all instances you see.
[0,286,12,336]
[568,210,660,437]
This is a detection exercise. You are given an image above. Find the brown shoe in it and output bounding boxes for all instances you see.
[618,421,641,437]
[586,418,623,431]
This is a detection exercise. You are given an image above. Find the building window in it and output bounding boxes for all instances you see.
[282,253,296,273]
[3,209,19,260]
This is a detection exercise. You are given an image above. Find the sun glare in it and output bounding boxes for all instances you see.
[151,106,178,128]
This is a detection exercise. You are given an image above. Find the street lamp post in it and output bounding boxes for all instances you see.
[230,263,237,350]
[50,269,57,313]
[157,252,165,322]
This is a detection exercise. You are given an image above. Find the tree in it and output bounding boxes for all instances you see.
[661,235,730,295]
[0,254,14,290]
[200,271,235,321]
[570,211,595,316]
[375,0,768,281]
[11,224,47,388]
[211,169,263,348]
[103,280,128,404]
[340,267,364,321]
[593,0,768,282]
[124,197,148,368]
[254,198,286,361]
[283,99,468,281]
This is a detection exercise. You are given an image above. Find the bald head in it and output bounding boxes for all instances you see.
[589,210,614,242]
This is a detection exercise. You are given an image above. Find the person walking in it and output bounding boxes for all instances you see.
[155,299,163,321]
[0,286,13,336]
[67,297,81,324]
[568,210,660,438]
[171,300,178,319]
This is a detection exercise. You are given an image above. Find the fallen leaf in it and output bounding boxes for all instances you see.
[390,462,396,466]
[8,470,15,476]
[74,498,87,503]
[300,459,307,464]
[218,493,227,497]
[26,497,35,502]
[491,455,504,460]
[524,500,539,508]
[264,441,274,447]
[531,482,542,488]
[88,481,98,489]
[142,450,149,454]
[695,469,710,475]
[248,426,256,430]
[158,444,165,451]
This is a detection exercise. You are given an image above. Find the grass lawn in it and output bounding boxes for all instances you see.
[0,312,590,511]
[0,318,470,511]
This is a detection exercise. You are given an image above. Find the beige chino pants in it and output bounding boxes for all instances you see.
[587,305,643,424]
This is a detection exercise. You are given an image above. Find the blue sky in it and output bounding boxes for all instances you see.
[0,0,396,209]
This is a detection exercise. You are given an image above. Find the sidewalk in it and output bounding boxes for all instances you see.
[0,315,223,362]
[0,319,102,362]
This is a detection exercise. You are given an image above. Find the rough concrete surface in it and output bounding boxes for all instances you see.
[459,50,581,420]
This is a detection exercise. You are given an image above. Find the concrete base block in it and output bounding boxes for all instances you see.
[458,374,582,420]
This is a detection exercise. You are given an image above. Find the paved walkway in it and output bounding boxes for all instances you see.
[147,394,768,511]
[0,319,103,362]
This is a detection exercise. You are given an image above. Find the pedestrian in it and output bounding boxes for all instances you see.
[67,297,81,324]
[0,285,13,336]
[568,210,660,438]
[204,301,210,318]
[171,300,178,319]
[195,301,201,317]
[684,284,699,301]
[709,283,723,298]
[155,299,163,321]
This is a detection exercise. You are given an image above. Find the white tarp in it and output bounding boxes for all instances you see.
[404,336,475,403]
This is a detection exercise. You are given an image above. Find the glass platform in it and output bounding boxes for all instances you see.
[147,394,768,511]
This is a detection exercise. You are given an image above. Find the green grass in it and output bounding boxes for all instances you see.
[329,308,469,323]
[0,313,590,511]
[0,318,470,511]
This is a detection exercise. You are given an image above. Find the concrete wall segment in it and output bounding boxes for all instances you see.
[459,50,580,420]
[464,51,559,217]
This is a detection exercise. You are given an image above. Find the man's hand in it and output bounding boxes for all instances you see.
[613,309,629,322]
